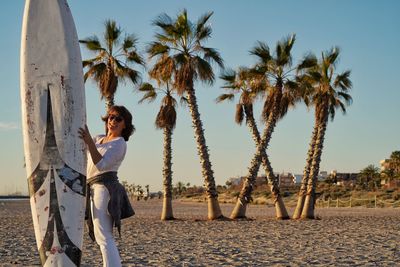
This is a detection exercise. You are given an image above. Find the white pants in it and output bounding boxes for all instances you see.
[91,184,122,267]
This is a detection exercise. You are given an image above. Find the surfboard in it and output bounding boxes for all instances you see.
[20,0,86,266]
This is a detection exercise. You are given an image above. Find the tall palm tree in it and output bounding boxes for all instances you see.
[138,80,178,220]
[80,19,145,110]
[292,71,319,219]
[230,35,315,219]
[217,67,278,208]
[299,47,352,219]
[147,10,224,219]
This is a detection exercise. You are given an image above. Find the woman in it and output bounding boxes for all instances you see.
[78,105,135,267]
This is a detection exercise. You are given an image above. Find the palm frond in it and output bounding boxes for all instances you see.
[194,56,214,84]
[219,68,237,88]
[195,11,213,42]
[147,42,170,58]
[156,99,177,129]
[202,47,224,68]
[240,91,254,105]
[149,55,175,85]
[115,60,141,85]
[162,94,177,107]
[152,13,173,29]
[173,53,188,66]
[122,34,138,52]
[329,104,336,121]
[308,71,322,82]
[175,9,192,40]
[284,34,296,55]
[334,70,352,90]
[235,104,244,125]
[103,20,121,53]
[278,96,290,120]
[154,32,176,44]
[297,53,317,71]
[326,46,340,66]
[83,65,97,82]
[337,92,353,106]
[262,91,275,122]
[138,82,156,92]
[250,41,271,63]
[196,11,213,34]
[196,24,212,42]
[84,62,107,82]
[216,93,235,103]
[99,69,118,99]
[82,57,100,68]
[174,63,194,95]
[138,90,157,104]
[79,36,104,52]
[126,50,145,65]
[337,101,347,115]
[276,34,295,67]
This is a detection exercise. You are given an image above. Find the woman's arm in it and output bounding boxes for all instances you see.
[78,124,102,165]
[95,139,126,171]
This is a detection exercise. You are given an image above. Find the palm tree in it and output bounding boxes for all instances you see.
[147,10,224,219]
[80,19,145,110]
[138,79,178,220]
[299,47,352,219]
[357,165,380,190]
[292,73,319,219]
[128,183,136,200]
[230,35,315,219]
[389,151,400,175]
[217,67,276,208]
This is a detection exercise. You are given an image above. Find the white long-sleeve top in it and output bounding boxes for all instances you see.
[87,135,127,179]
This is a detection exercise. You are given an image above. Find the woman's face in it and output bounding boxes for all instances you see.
[107,111,126,136]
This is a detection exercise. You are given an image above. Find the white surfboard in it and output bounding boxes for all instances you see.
[20,0,86,266]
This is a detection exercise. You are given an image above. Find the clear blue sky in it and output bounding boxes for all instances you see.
[1,0,399,195]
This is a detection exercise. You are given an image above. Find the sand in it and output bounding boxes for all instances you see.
[0,199,399,266]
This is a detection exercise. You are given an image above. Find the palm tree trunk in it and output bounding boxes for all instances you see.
[230,101,280,219]
[186,87,223,220]
[242,105,289,219]
[161,127,174,220]
[292,117,318,219]
[105,95,114,111]
[301,108,329,219]
[261,149,289,219]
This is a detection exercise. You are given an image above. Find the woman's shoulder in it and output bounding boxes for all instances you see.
[93,134,106,143]
[106,136,126,146]
[114,137,127,146]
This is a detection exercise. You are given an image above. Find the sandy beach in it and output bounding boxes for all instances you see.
[0,199,399,266]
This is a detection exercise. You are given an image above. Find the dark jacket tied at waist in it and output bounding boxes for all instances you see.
[86,172,135,241]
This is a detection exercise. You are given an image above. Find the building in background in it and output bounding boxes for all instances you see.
[278,172,295,187]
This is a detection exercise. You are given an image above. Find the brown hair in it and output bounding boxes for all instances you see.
[102,105,135,141]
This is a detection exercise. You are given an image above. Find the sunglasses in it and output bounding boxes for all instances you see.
[108,115,123,123]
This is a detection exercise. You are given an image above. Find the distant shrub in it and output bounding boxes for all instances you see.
[231,192,240,198]
[263,191,271,198]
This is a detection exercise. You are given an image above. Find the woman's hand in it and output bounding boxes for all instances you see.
[78,124,102,165]
[78,124,92,145]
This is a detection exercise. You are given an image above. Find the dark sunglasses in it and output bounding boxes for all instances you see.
[108,115,123,123]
